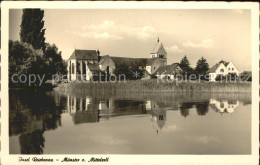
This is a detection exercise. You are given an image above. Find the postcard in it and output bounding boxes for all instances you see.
[0,1,259,165]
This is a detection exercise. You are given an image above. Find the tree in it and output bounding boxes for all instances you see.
[194,57,209,78]
[43,43,67,79]
[9,40,48,87]
[179,55,193,77]
[114,65,131,80]
[20,9,46,51]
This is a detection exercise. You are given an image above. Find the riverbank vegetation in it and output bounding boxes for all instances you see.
[55,79,251,94]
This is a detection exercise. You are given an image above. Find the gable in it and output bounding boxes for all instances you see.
[226,62,238,72]
[215,63,227,73]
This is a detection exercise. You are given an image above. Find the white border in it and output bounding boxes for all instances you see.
[1,1,259,165]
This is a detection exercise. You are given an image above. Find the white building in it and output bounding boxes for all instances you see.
[207,61,239,82]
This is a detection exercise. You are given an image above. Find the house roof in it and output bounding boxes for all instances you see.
[68,49,98,60]
[110,56,148,66]
[155,63,181,75]
[219,60,229,67]
[207,63,221,73]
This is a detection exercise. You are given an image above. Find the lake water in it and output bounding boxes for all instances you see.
[9,89,251,154]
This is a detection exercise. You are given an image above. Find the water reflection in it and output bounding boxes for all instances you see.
[210,99,239,114]
[9,90,251,154]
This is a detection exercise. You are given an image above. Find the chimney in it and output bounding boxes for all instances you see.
[97,50,101,62]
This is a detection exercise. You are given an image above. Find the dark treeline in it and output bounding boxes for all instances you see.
[9,9,67,88]
[179,55,209,79]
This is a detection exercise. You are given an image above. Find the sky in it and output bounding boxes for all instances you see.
[9,9,251,71]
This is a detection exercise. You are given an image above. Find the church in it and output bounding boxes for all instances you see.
[67,39,181,81]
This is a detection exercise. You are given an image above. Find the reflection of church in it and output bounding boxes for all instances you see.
[67,95,100,124]
[146,100,169,133]
[209,99,239,114]
[66,95,171,133]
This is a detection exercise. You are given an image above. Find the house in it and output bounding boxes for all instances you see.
[67,49,100,81]
[207,60,239,82]
[154,63,183,80]
[207,62,228,82]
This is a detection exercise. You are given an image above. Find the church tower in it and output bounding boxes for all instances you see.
[150,38,167,65]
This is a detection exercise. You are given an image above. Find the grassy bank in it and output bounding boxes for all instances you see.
[54,79,251,94]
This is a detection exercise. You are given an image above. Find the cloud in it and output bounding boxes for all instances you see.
[66,30,123,40]
[183,39,213,49]
[68,20,157,41]
[82,20,117,30]
[167,45,184,53]
[136,26,156,40]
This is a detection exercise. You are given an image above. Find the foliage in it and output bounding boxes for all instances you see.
[20,9,46,51]
[114,65,144,80]
[215,73,238,82]
[194,57,209,79]
[9,40,48,87]
[179,55,193,77]
[43,43,67,79]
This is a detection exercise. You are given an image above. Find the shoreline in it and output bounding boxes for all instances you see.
[54,80,252,94]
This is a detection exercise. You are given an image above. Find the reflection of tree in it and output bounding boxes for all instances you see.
[9,89,64,154]
[179,102,193,117]
[195,101,209,116]
[19,130,45,154]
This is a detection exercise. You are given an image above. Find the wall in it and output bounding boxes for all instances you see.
[99,57,116,74]
[151,58,166,74]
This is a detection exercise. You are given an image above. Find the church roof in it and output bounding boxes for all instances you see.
[155,63,181,75]
[110,56,148,67]
[99,55,162,67]
[146,58,160,66]
[68,49,98,60]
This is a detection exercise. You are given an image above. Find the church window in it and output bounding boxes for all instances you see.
[72,63,75,74]
[220,69,224,73]
[232,68,234,70]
